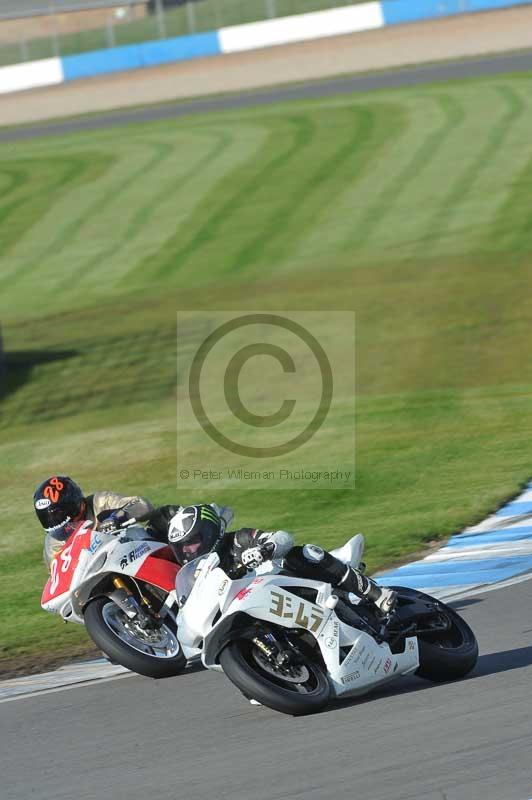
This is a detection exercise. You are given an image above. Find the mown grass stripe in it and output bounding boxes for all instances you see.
[421,85,525,250]
[487,139,532,255]
[49,139,176,288]
[0,154,112,268]
[235,102,400,274]
[86,129,234,288]
[0,165,29,203]
[144,113,316,281]
[348,94,464,252]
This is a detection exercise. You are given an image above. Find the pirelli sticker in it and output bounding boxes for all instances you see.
[269,590,325,633]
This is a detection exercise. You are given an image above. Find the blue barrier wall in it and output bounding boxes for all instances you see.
[62,31,221,82]
[63,44,141,81]
[58,1,532,84]
[381,0,532,25]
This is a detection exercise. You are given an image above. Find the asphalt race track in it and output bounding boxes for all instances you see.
[2,50,532,143]
[3,580,532,800]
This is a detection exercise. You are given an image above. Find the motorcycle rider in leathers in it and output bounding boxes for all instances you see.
[34,476,396,615]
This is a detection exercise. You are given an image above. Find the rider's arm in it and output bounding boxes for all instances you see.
[92,491,154,524]
[233,528,294,561]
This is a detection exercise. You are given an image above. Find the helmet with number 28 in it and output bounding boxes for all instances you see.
[33,476,85,538]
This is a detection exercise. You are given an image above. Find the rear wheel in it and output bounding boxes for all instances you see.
[219,635,330,716]
[414,597,478,682]
[84,596,186,679]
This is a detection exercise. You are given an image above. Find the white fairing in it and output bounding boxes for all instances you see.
[176,543,419,699]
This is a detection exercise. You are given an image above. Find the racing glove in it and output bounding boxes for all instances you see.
[241,542,275,571]
[100,509,130,533]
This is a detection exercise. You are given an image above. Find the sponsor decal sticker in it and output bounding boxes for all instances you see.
[120,542,151,569]
[235,586,254,601]
[344,643,365,666]
[340,670,361,685]
[36,498,52,510]
[325,636,337,649]
[88,534,103,555]
[218,579,229,595]
[383,658,392,674]
[130,543,150,561]
[200,505,220,524]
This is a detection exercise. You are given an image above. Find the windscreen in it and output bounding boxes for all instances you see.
[175,556,204,603]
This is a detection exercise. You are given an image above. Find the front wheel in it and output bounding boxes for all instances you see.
[219,636,330,716]
[84,596,186,679]
[413,594,478,682]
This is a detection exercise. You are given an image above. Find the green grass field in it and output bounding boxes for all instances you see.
[0,0,361,66]
[1,72,532,672]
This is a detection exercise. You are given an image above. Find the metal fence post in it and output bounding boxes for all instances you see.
[106,13,116,48]
[186,1,197,34]
[265,0,277,19]
[155,0,167,39]
[214,0,223,30]
[19,35,29,63]
[48,0,61,58]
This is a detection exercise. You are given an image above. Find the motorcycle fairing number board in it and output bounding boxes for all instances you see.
[41,522,93,605]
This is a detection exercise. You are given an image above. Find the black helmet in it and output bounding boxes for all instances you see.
[34,476,85,538]
[168,504,221,564]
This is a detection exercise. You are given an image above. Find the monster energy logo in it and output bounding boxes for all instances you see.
[200,506,219,525]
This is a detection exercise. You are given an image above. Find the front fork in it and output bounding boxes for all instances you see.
[109,576,156,629]
[252,629,303,670]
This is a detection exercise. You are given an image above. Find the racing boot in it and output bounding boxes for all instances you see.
[338,566,398,616]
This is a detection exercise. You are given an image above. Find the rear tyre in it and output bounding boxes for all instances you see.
[414,596,478,682]
[219,637,330,716]
[84,596,186,679]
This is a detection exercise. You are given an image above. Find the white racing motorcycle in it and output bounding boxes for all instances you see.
[175,535,478,715]
[41,518,189,678]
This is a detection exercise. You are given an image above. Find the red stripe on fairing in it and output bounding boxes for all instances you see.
[134,554,180,592]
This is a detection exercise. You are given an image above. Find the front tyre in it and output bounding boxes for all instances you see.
[84,597,186,679]
[219,637,330,716]
[414,596,478,682]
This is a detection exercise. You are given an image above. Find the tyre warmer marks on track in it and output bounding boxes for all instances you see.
[2,481,532,702]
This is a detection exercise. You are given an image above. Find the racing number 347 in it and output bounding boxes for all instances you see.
[269,590,324,632]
